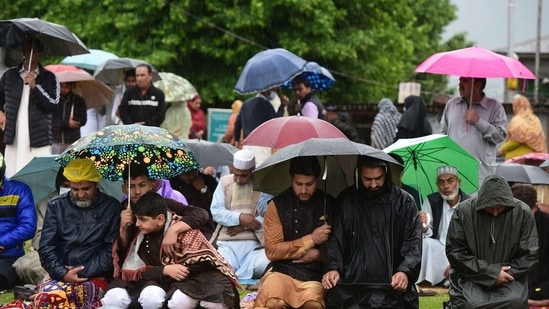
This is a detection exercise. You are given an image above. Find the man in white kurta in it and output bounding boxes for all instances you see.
[210,149,270,280]
[417,165,470,287]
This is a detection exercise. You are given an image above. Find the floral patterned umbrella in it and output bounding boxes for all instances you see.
[153,72,198,103]
[56,124,198,181]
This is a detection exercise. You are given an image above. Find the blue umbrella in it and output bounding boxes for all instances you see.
[281,61,336,91]
[61,49,119,71]
[234,48,307,95]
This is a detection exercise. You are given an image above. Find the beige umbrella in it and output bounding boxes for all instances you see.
[45,64,113,109]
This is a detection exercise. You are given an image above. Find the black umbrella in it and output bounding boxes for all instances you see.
[0,17,89,56]
[93,57,161,86]
[495,163,549,185]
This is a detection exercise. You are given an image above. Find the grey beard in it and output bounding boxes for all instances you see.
[440,187,459,201]
[75,199,94,209]
[71,196,96,209]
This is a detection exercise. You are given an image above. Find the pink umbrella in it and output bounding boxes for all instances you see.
[45,64,113,109]
[415,46,536,79]
[242,115,347,149]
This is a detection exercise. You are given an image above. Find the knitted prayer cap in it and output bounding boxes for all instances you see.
[437,165,458,177]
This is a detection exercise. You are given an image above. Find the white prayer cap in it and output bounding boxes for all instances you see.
[437,165,458,177]
[233,150,256,170]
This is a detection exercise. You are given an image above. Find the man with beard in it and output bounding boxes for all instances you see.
[321,156,422,309]
[254,156,334,309]
[51,82,87,154]
[210,149,270,280]
[35,159,121,308]
[441,77,507,185]
[417,165,469,289]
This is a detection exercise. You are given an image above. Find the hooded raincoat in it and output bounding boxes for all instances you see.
[322,168,422,309]
[445,174,538,308]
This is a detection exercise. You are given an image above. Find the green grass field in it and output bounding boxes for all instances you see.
[0,286,449,307]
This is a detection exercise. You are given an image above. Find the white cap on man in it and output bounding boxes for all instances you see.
[437,165,458,177]
[233,150,256,170]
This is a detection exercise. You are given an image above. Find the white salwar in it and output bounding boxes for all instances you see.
[5,71,51,177]
[416,197,459,286]
[101,286,166,309]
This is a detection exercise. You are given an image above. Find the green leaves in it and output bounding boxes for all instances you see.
[0,0,467,105]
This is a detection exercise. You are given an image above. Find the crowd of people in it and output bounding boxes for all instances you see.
[0,37,548,309]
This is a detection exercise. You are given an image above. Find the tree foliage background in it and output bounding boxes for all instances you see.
[1,0,474,106]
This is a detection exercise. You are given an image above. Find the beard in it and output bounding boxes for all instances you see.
[364,186,384,198]
[72,195,97,209]
[232,182,254,204]
[440,186,459,201]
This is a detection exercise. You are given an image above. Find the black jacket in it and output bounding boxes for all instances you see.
[39,191,121,280]
[0,64,60,147]
[52,92,87,144]
[118,85,166,126]
[322,182,422,308]
[234,95,284,141]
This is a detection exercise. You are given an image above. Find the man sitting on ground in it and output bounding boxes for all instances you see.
[417,165,469,289]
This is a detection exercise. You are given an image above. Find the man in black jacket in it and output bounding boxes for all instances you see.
[51,82,87,154]
[0,38,60,177]
[118,64,165,127]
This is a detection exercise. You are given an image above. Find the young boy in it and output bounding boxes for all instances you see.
[101,192,241,309]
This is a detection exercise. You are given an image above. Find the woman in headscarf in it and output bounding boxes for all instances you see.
[370,98,401,149]
[395,95,432,140]
[498,95,547,161]
[187,94,207,140]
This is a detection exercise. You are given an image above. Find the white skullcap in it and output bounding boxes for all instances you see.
[437,165,458,177]
[233,150,256,170]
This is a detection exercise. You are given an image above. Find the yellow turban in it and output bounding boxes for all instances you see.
[63,159,102,183]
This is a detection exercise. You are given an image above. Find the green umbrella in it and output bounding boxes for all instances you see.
[383,134,479,204]
[153,72,198,103]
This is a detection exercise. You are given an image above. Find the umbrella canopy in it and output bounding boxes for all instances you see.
[506,152,549,166]
[56,124,199,181]
[93,57,161,86]
[242,115,348,149]
[234,48,307,94]
[60,48,119,71]
[254,137,402,198]
[281,61,335,91]
[11,155,123,202]
[0,17,89,56]
[153,72,198,103]
[44,64,113,108]
[383,134,479,203]
[495,163,549,185]
[415,46,536,79]
[183,139,238,167]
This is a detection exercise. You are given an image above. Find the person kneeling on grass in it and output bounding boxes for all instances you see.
[101,192,241,309]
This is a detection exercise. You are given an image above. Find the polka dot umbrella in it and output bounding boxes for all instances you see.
[281,61,335,91]
[56,124,198,181]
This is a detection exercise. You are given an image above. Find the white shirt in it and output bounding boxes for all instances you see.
[421,196,461,245]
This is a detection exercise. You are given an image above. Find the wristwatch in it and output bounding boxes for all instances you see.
[200,186,208,194]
